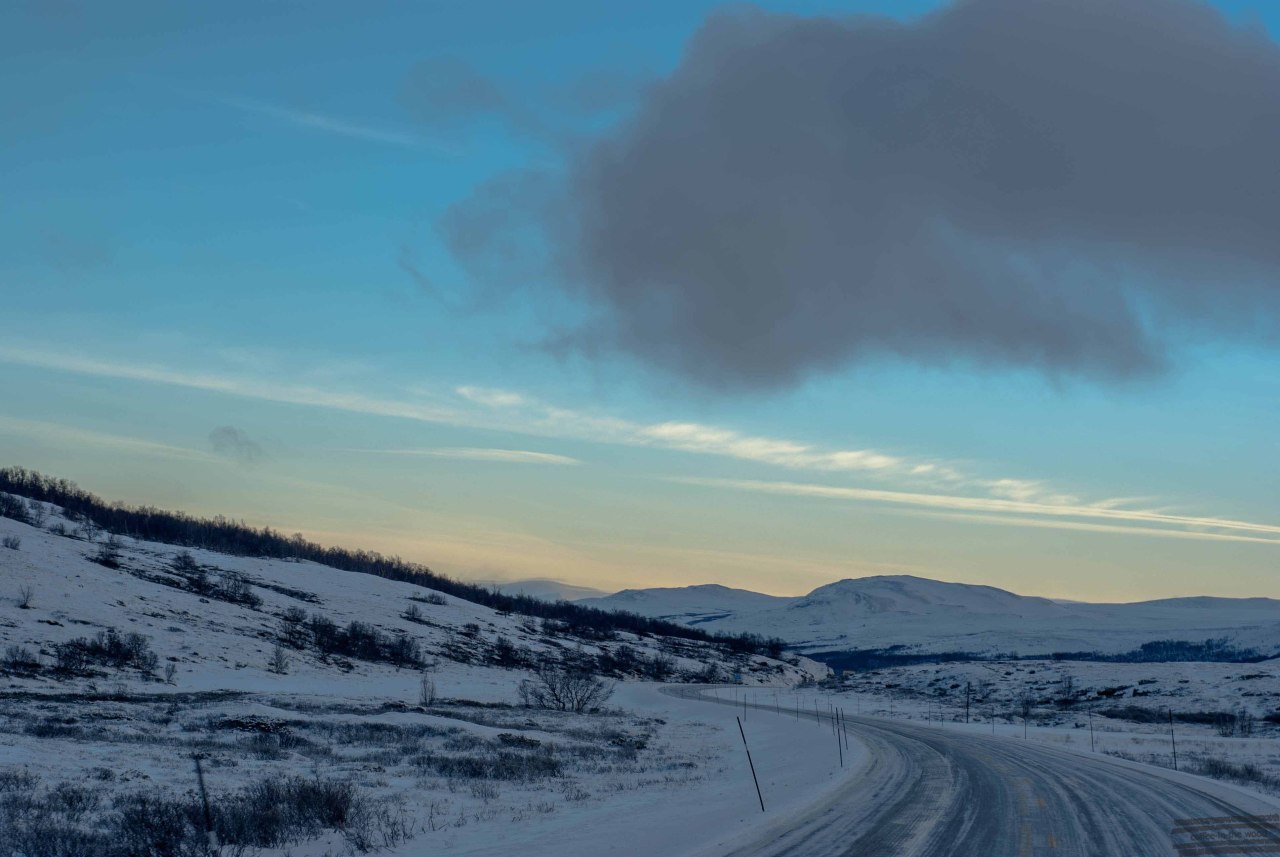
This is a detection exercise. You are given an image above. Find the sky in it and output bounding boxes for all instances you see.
[1,0,1277,602]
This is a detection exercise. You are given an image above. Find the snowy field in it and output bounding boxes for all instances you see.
[3,493,1277,855]
[0,500,842,856]
[813,657,1280,793]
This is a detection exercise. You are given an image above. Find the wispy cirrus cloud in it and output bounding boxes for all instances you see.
[665,477,1280,545]
[0,416,211,462]
[218,96,428,148]
[455,386,527,408]
[342,447,580,466]
[5,343,1273,548]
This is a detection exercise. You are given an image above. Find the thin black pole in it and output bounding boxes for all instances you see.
[193,755,219,855]
[737,716,766,812]
[836,714,844,767]
[1088,710,1095,752]
[1168,709,1178,771]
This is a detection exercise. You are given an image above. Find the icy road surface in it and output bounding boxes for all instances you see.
[670,687,1280,857]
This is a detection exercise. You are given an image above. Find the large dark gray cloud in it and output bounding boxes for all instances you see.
[440,0,1280,390]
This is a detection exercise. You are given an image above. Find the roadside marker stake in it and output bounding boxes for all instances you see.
[192,755,220,855]
[835,711,844,767]
[736,716,766,813]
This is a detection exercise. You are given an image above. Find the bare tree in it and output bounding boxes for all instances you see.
[164,662,178,684]
[17,586,33,609]
[1016,687,1035,736]
[518,665,614,713]
[25,499,46,527]
[419,673,437,706]
[268,644,290,675]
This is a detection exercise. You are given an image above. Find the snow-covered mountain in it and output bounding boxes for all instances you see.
[485,577,611,601]
[584,575,1280,659]
[592,583,787,623]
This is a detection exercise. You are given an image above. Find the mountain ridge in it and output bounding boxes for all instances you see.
[582,574,1280,658]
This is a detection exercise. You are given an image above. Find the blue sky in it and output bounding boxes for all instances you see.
[2,0,1277,600]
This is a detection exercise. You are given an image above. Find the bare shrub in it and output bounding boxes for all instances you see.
[3,645,39,673]
[1190,756,1280,790]
[413,748,562,781]
[403,603,424,623]
[518,665,614,713]
[419,674,437,706]
[218,571,262,608]
[469,781,500,803]
[53,629,158,675]
[645,652,676,681]
[90,535,122,568]
[163,662,178,684]
[25,500,46,527]
[2,536,20,550]
[278,606,310,649]
[268,644,291,675]
[17,586,33,609]
[410,592,448,606]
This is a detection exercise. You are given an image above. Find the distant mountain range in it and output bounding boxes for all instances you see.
[484,578,610,602]
[581,575,1280,662]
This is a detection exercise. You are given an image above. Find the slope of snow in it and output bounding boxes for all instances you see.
[587,575,1280,657]
[0,499,834,857]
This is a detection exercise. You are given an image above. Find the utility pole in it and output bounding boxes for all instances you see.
[1168,709,1178,771]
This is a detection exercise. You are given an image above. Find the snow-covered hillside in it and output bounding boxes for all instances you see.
[583,575,1280,658]
[0,496,823,857]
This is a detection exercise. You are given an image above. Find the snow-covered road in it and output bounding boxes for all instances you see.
[673,687,1280,856]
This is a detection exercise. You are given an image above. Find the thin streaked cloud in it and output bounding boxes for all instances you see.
[456,386,528,408]
[0,416,212,463]
[665,477,1280,544]
[4,343,1259,543]
[342,447,580,466]
[218,96,429,149]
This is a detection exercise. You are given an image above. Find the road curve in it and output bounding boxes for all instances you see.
[666,686,1280,857]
